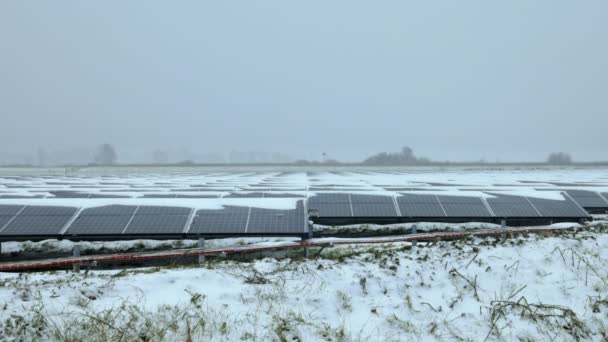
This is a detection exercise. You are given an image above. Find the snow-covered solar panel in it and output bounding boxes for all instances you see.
[397,194,446,217]
[436,196,492,217]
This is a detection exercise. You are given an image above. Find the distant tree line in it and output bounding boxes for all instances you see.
[546,152,572,165]
[362,146,430,165]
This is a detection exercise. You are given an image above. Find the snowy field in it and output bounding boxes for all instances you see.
[1,226,608,341]
[1,166,608,341]
[1,165,607,208]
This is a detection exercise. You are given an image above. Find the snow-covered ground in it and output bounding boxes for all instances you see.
[1,226,608,341]
[1,166,607,205]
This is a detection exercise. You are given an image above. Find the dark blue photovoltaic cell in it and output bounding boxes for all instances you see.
[1,215,73,235]
[224,192,265,198]
[486,194,540,217]
[397,194,446,217]
[66,215,132,235]
[137,206,190,215]
[307,193,352,217]
[565,190,608,209]
[0,205,25,216]
[124,214,190,234]
[436,196,492,217]
[50,191,90,198]
[189,206,249,234]
[349,194,397,217]
[142,194,178,198]
[65,205,137,235]
[527,196,589,217]
[20,206,77,216]
[247,201,306,234]
[88,194,131,198]
[79,205,138,216]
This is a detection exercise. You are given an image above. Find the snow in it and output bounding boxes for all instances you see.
[2,167,607,209]
[1,227,608,340]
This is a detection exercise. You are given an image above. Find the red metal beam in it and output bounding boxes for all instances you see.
[0,225,582,272]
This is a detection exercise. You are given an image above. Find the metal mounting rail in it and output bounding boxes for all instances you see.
[0,224,595,272]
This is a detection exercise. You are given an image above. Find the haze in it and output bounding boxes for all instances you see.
[1,1,607,164]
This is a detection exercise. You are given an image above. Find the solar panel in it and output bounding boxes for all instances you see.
[137,206,190,215]
[486,194,540,217]
[565,190,608,209]
[436,196,492,217]
[1,215,73,235]
[20,206,78,216]
[224,192,265,198]
[0,205,25,216]
[349,194,397,217]
[124,214,190,234]
[397,194,446,217]
[65,205,138,235]
[262,193,305,198]
[176,194,220,198]
[142,194,177,198]
[247,202,306,234]
[0,216,13,230]
[0,195,45,199]
[527,196,589,217]
[50,191,90,198]
[307,193,352,217]
[189,206,249,234]
[67,215,132,235]
[88,194,131,199]
[79,205,137,216]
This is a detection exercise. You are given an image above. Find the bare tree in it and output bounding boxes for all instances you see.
[94,144,117,165]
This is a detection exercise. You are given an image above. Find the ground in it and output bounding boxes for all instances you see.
[1,226,608,341]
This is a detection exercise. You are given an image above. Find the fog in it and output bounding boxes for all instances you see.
[1,1,607,164]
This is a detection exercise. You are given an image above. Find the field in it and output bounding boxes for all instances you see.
[1,166,608,341]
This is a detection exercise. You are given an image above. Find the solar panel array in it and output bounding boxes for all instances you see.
[0,206,77,236]
[0,188,596,241]
[308,192,591,220]
[0,200,308,240]
[564,190,608,210]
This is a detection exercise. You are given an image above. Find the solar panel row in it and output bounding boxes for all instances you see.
[308,193,589,219]
[0,202,308,238]
[0,191,593,240]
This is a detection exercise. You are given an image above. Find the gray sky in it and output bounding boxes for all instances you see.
[1,1,607,163]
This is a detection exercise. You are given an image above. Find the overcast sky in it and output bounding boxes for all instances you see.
[1,1,607,163]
